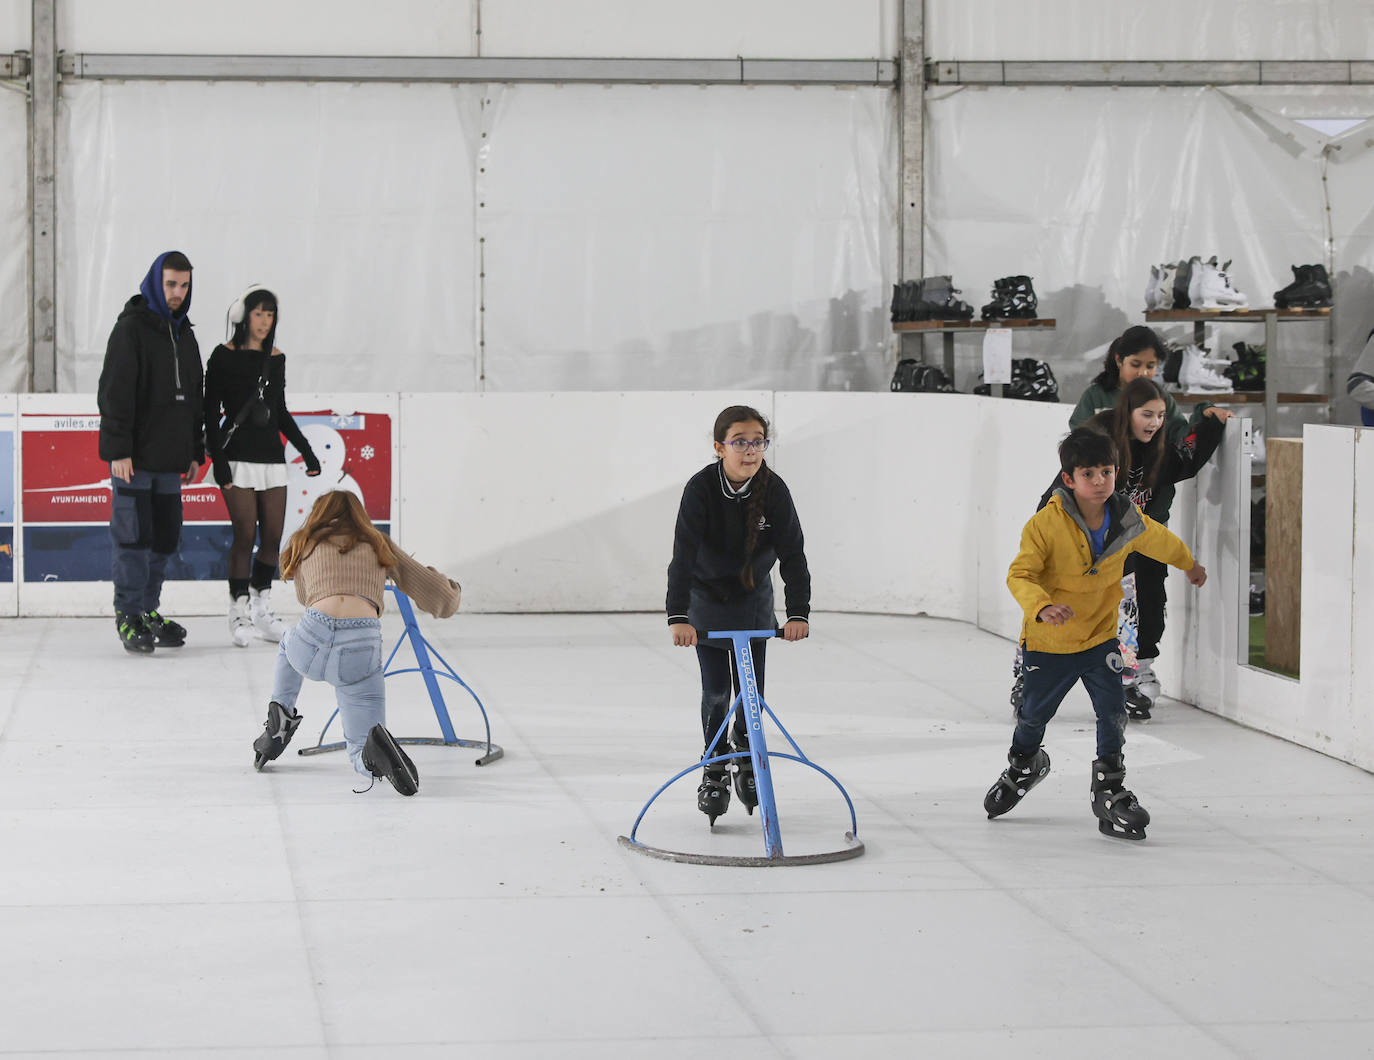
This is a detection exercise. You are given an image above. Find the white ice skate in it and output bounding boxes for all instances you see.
[249,587,289,643]
[1188,257,1249,309]
[1145,264,1175,310]
[229,595,254,648]
[1178,345,1234,391]
[1136,658,1161,703]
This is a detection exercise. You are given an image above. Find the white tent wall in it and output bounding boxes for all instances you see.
[0,86,26,391]
[923,84,1372,427]
[0,0,25,50]
[56,0,891,58]
[57,81,480,394]
[927,0,1374,60]
[479,84,896,392]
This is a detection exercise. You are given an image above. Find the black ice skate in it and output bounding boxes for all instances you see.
[1090,754,1149,840]
[731,739,758,815]
[142,609,186,647]
[115,610,155,655]
[980,275,1039,320]
[362,723,419,796]
[1273,264,1332,309]
[253,701,303,771]
[1123,683,1153,722]
[911,276,975,321]
[697,764,732,825]
[984,747,1051,819]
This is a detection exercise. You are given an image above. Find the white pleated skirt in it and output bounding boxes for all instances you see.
[228,461,289,491]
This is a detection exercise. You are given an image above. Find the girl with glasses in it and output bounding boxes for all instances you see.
[666,405,812,825]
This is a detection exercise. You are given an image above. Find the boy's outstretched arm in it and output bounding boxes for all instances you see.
[1135,514,1206,588]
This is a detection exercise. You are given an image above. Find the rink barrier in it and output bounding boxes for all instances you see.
[298,586,503,766]
[619,628,863,867]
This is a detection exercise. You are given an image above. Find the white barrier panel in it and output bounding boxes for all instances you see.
[0,393,15,616]
[397,391,771,613]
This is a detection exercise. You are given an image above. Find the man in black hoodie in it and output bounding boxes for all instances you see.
[97,250,205,654]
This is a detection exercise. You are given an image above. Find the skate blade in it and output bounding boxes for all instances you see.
[1097,819,1147,841]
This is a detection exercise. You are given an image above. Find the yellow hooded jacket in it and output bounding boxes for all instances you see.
[1008,489,1195,654]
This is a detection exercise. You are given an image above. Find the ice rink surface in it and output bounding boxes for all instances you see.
[2,610,1373,1059]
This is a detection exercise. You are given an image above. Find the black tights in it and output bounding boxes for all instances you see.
[222,486,287,584]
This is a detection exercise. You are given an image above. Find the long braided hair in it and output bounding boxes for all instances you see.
[713,405,772,591]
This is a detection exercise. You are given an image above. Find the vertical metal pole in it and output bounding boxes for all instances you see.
[29,0,58,392]
[392,590,459,743]
[898,0,925,364]
[719,631,783,859]
[1264,310,1278,433]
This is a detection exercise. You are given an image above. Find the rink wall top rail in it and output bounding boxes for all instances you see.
[927,60,1374,86]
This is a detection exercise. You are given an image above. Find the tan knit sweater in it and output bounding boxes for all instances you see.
[291,533,461,618]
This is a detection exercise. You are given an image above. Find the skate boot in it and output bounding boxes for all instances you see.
[697,763,732,825]
[984,746,1051,819]
[1123,679,1153,722]
[1172,257,1196,309]
[115,610,155,654]
[1226,341,1266,391]
[1273,264,1332,308]
[362,723,419,795]
[228,595,254,647]
[1090,753,1149,840]
[1135,657,1161,703]
[142,609,186,648]
[1188,256,1248,308]
[1145,263,1175,310]
[913,276,974,321]
[731,737,758,815]
[1178,345,1234,391]
[249,586,288,643]
[252,701,303,771]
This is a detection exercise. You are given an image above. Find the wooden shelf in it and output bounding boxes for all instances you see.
[1172,392,1328,405]
[893,318,1056,333]
[1145,307,1330,323]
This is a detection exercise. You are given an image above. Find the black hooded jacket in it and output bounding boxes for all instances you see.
[97,252,206,473]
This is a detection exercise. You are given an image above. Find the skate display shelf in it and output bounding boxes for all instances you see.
[1145,306,1331,425]
[298,586,503,766]
[893,318,1057,395]
[1171,392,1327,404]
[618,629,863,867]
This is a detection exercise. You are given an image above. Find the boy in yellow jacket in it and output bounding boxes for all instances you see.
[985,427,1207,839]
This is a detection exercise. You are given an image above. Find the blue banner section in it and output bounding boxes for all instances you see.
[22,523,390,583]
[0,526,12,584]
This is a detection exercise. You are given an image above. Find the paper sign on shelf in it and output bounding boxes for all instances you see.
[983,329,1013,385]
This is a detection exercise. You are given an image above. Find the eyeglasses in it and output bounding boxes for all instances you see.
[722,438,770,452]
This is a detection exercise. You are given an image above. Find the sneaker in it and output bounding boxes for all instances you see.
[362,724,419,796]
[142,609,186,647]
[249,587,288,643]
[228,595,254,648]
[115,610,155,654]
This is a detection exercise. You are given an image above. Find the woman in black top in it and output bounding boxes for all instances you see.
[203,286,320,646]
[666,405,811,823]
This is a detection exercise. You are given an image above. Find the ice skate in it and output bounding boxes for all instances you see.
[1172,257,1197,309]
[984,746,1051,819]
[253,701,303,771]
[1145,263,1175,310]
[142,609,186,648]
[1188,257,1248,309]
[228,595,254,648]
[1091,753,1149,840]
[362,723,419,796]
[731,738,758,815]
[981,275,1038,320]
[249,586,288,643]
[115,610,155,655]
[1273,264,1332,309]
[912,275,974,321]
[1135,658,1161,703]
[697,763,732,825]
[1123,680,1153,722]
[1177,345,1234,391]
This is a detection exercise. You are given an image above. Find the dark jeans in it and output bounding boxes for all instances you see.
[109,468,183,615]
[1012,638,1127,759]
[1126,552,1167,661]
[696,639,768,759]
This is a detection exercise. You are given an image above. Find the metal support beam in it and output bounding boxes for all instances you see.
[3,53,31,77]
[59,54,896,86]
[928,59,1374,86]
[898,0,925,364]
[29,1,57,393]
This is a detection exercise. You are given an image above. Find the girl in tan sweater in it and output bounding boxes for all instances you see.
[250,490,461,794]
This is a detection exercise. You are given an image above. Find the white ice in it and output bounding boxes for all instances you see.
[2,610,1373,1059]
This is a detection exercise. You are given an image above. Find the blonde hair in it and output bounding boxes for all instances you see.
[280,490,398,577]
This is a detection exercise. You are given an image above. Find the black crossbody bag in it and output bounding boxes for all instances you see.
[219,353,273,450]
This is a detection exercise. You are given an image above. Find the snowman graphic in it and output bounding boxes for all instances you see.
[282,423,366,544]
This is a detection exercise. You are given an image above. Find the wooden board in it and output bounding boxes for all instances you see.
[1145,307,1331,322]
[1265,437,1303,673]
[1172,392,1328,404]
[892,318,1057,332]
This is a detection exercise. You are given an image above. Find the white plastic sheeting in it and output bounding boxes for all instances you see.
[0,0,25,52]
[58,81,479,394]
[480,85,896,391]
[59,80,896,395]
[924,84,1374,424]
[0,87,25,392]
[928,0,1374,61]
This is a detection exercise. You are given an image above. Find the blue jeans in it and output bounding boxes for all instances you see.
[1012,638,1128,759]
[109,468,184,615]
[271,609,385,775]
